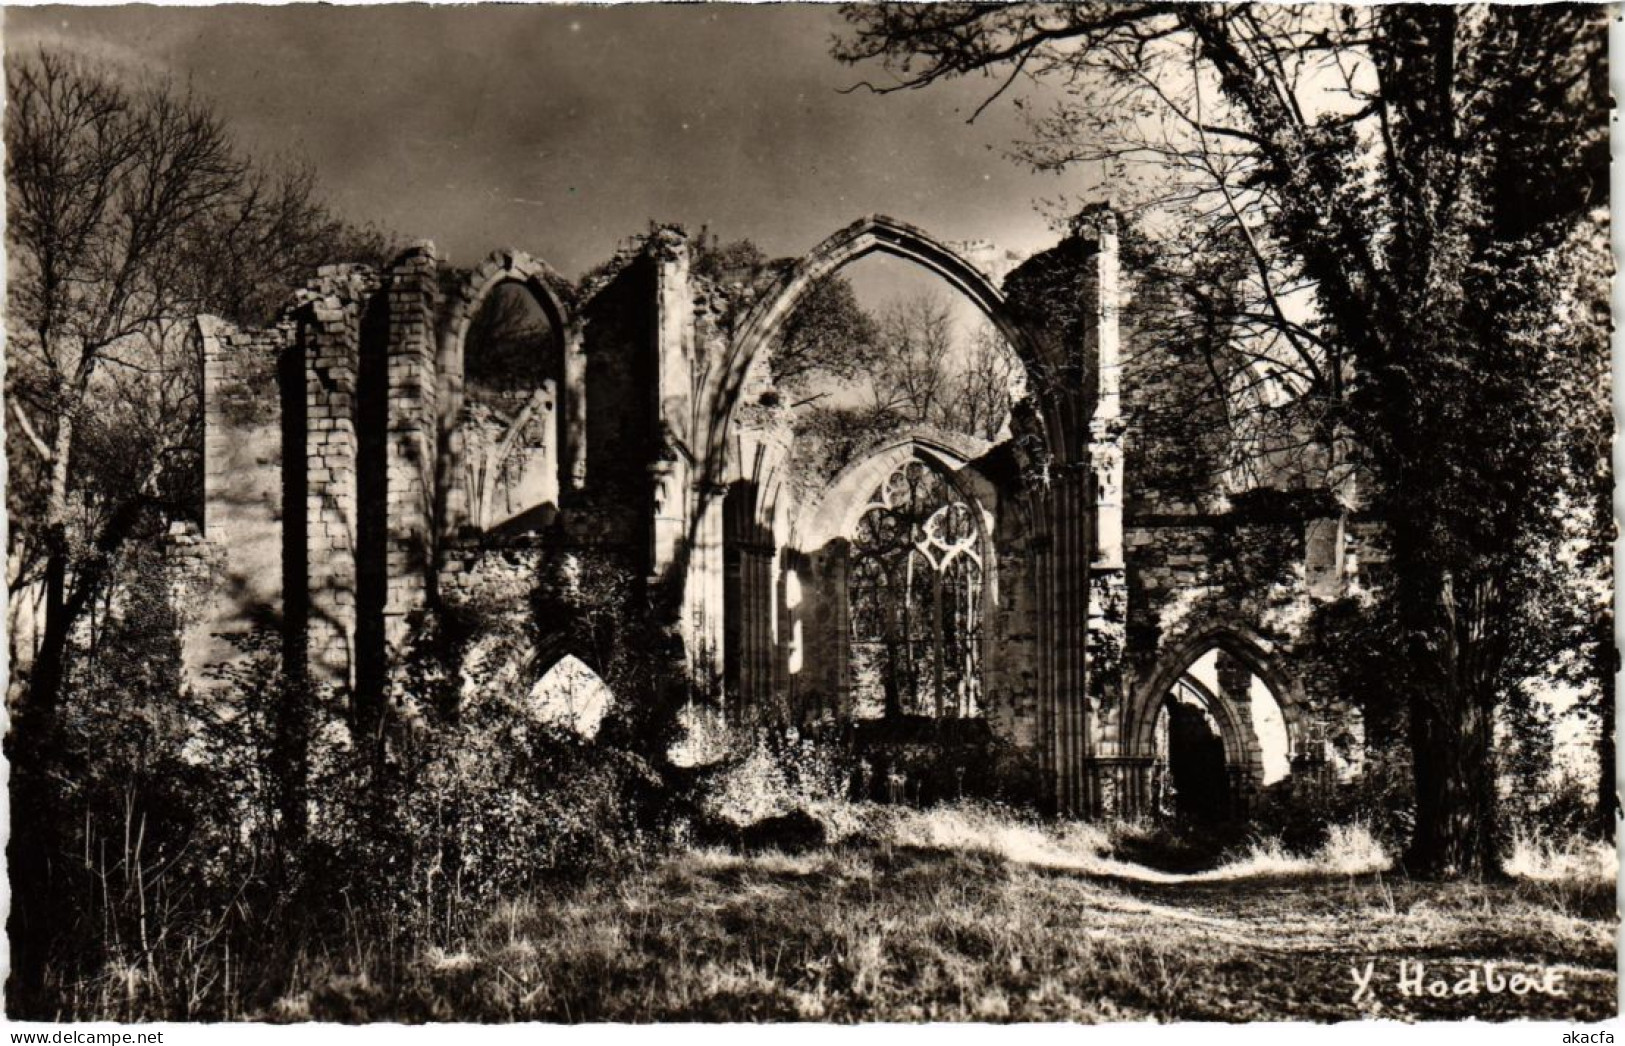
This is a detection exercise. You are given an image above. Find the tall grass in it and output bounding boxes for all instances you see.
[1213,822,1392,879]
[1504,824,1619,884]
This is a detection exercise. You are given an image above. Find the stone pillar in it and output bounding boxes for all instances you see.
[649,457,685,580]
[646,227,724,696]
[1089,205,1124,570]
[563,325,588,490]
[1033,203,1126,816]
[828,550,853,718]
[1031,468,1101,814]
[652,228,694,454]
[750,546,775,712]
[1047,468,1094,814]
[724,541,744,717]
[199,315,237,535]
[1214,648,1260,813]
[779,552,804,715]
[1083,205,1131,816]
[1029,521,1057,800]
[1084,755,1155,819]
[728,533,776,720]
[302,297,362,688]
[384,243,440,645]
[649,228,696,584]
[683,481,727,696]
[435,262,469,539]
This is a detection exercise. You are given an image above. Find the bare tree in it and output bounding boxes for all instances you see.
[5,49,388,731]
[942,320,1020,441]
[866,293,956,424]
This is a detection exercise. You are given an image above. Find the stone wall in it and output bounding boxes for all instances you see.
[187,208,1372,820]
[193,316,291,679]
[573,248,659,561]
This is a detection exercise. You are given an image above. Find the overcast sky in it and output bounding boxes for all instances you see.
[7,4,1098,281]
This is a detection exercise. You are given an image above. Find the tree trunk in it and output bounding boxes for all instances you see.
[24,415,77,722]
[24,543,69,727]
[8,412,76,1013]
[1404,682,1500,878]
[1597,700,1616,841]
[1596,621,1617,839]
[270,670,312,879]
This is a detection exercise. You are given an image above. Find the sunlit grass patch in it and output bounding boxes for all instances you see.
[31,799,1616,1023]
[1505,825,1619,885]
[1203,822,1392,880]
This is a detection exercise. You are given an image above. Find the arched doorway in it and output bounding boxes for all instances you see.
[1153,676,1232,822]
[1135,632,1301,820]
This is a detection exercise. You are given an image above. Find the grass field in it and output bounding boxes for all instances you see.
[231,806,1616,1023]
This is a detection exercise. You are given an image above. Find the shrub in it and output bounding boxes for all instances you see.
[1213,821,1390,878]
[697,724,851,827]
[1517,769,1600,842]
[312,565,686,931]
[849,721,1045,808]
[1249,745,1414,855]
[309,707,667,930]
[12,575,300,1019]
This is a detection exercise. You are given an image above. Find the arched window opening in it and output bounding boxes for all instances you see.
[847,460,983,719]
[528,654,612,739]
[459,280,563,534]
[1248,673,1292,785]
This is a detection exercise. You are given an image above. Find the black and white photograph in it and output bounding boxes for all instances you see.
[1,0,1616,1027]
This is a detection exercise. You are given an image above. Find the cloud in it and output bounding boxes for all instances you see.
[4,21,175,81]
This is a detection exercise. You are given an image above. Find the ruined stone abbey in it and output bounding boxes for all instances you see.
[185,205,1374,819]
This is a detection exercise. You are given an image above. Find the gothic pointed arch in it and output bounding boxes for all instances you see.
[1126,623,1306,760]
[794,428,999,555]
[705,216,1061,474]
[1164,671,1252,771]
[787,431,1003,722]
[527,649,614,739]
[438,250,581,535]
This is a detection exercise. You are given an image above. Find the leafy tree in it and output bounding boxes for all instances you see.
[773,275,879,393]
[836,3,1609,876]
[787,404,907,506]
